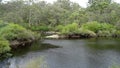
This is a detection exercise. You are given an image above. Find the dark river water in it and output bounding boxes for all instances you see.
[1,38,120,68]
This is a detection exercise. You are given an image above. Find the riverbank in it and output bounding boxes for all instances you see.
[0,21,41,58]
[45,33,120,39]
[45,21,120,39]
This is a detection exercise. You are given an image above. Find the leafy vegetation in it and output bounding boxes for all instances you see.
[0,37,10,54]
[30,26,51,31]
[0,23,35,41]
[59,23,79,34]
[0,20,8,30]
[0,21,40,55]
[80,21,118,37]
[81,21,116,33]
[0,0,120,28]
[78,28,96,37]
[56,22,119,38]
[0,0,119,38]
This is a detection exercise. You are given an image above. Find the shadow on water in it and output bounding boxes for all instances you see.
[0,40,60,68]
[85,38,120,50]
[1,38,120,68]
[11,40,60,56]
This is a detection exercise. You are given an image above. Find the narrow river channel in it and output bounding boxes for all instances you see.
[1,38,120,68]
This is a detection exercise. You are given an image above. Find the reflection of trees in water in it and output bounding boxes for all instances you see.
[25,56,49,68]
[86,38,120,50]
[110,63,120,68]
[8,56,49,68]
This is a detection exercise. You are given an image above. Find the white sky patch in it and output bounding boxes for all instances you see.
[114,0,120,3]
[71,0,88,7]
[2,0,120,8]
[40,0,88,7]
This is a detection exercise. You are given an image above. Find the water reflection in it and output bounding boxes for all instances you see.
[1,39,120,68]
[8,55,48,68]
[86,38,120,50]
[9,56,47,68]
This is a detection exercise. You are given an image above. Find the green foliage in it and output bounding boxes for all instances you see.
[0,0,120,30]
[0,0,120,39]
[56,25,64,31]
[78,28,96,37]
[60,23,79,34]
[0,20,8,30]
[0,23,35,41]
[30,26,50,31]
[100,23,116,31]
[97,30,111,37]
[113,30,120,37]
[81,21,116,33]
[0,37,11,54]
[81,21,101,33]
[56,22,118,38]
[0,21,41,56]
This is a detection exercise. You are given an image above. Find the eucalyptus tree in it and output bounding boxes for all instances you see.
[87,0,114,23]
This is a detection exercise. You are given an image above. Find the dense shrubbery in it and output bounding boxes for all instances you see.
[0,23,35,41]
[56,25,64,32]
[56,23,96,37]
[78,28,96,37]
[81,21,101,33]
[0,37,11,54]
[81,21,119,37]
[81,21,116,33]
[30,26,50,31]
[56,21,120,38]
[0,20,8,30]
[56,23,79,34]
[0,21,40,55]
[113,30,120,37]
[97,30,112,37]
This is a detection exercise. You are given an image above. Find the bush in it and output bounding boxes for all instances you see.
[100,23,116,32]
[0,37,11,54]
[78,28,96,37]
[113,30,120,37]
[81,21,116,33]
[56,25,64,31]
[61,23,79,34]
[81,21,101,33]
[0,20,8,30]
[97,30,111,37]
[0,23,35,41]
[30,26,50,31]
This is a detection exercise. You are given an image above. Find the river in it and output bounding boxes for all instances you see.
[1,38,120,68]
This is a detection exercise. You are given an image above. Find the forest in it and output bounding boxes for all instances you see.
[0,0,120,66]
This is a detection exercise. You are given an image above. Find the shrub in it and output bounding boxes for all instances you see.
[0,37,11,54]
[113,30,120,37]
[56,25,64,31]
[97,30,111,37]
[61,23,79,34]
[81,21,101,33]
[30,26,50,31]
[100,23,116,32]
[78,28,96,37]
[0,23,35,41]
[0,20,8,30]
[81,21,116,33]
